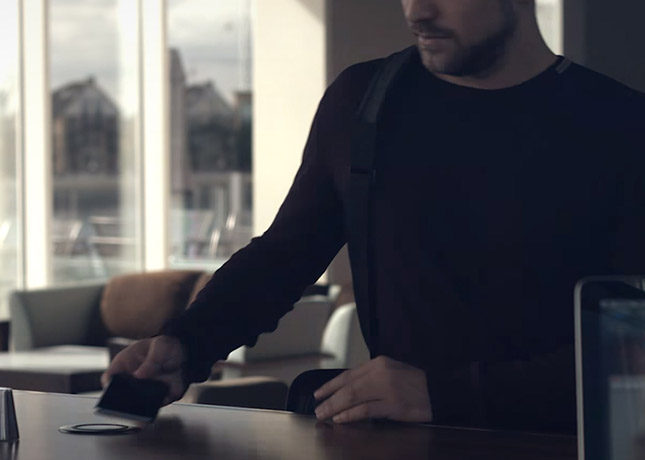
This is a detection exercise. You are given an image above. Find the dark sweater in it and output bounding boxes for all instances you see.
[164,49,645,434]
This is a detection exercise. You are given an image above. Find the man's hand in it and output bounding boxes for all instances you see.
[101,335,188,406]
[313,356,432,424]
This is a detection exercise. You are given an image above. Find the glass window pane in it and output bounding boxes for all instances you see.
[167,0,253,269]
[49,0,141,283]
[0,0,21,318]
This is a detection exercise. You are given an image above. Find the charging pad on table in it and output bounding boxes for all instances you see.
[59,423,141,435]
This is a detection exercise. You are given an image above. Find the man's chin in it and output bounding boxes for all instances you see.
[418,47,477,77]
[418,49,455,75]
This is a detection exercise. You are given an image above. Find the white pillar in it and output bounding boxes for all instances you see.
[252,0,327,236]
[536,0,564,55]
[141,0,170,270]
[22,0,51,288]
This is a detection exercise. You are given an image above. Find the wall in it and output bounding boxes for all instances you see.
[325,0,413,82]
[564,0,645,92]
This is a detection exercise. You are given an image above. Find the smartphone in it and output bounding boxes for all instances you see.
[95,373,169,422]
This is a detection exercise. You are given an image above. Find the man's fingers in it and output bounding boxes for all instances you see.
[314,356,432,424]
[134,336,183,378]
[314,359,376,401]
[133,358,161,379]
[133,342,165,378]
[332,401,390,424]
[315,373,378,420]
[101,341,150,387]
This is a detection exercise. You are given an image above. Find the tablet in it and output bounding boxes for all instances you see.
[575,277,645,460]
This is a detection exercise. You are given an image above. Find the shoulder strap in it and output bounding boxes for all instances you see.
[345,46,417,357]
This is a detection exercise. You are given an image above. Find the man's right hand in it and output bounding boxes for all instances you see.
[101,335,188,406]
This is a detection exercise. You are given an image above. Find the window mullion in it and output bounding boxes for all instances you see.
[141,0,170,271]
[22,0,51,288]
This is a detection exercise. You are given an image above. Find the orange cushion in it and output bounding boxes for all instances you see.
[100,270,203,339]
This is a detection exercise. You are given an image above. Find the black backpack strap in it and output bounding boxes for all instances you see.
[345,46,417,357]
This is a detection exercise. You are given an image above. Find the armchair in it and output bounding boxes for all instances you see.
[9,270,205,352]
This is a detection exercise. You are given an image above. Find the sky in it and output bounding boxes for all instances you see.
[49,0,252,106]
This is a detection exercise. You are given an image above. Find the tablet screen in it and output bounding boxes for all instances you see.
[601,299,645,460]
[578,280,645,460]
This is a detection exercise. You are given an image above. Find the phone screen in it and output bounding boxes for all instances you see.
[95,373,169,422]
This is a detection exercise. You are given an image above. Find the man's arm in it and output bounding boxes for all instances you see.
[160,60,387,385]
[163,98,347,384]
[104,98,346,393]
[102,60,383,396]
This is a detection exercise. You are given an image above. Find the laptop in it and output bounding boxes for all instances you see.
[575,276,645,460]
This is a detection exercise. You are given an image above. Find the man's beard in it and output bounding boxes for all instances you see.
[418,6,518,77]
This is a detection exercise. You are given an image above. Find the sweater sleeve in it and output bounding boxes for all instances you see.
[162,84,349,384]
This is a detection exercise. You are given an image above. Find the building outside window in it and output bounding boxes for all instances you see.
[167,0,253,269]
[49,0,141,283]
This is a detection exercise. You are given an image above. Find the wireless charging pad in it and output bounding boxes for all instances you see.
[59,423,141,435]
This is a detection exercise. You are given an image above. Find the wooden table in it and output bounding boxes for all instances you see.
[4,391,577,459]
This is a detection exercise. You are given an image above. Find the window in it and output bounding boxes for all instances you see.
[0,0,21,318]
[49,0,142,283]
[167,0,253,268]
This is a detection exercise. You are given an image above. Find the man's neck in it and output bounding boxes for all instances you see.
[431,21,558,90]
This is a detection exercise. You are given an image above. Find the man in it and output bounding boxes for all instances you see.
[103,0,645,433]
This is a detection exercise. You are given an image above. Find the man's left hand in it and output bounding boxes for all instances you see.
[313,356,433,424]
